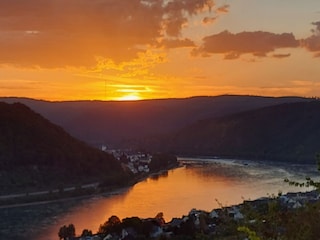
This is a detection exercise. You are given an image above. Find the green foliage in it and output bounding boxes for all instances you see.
[284,201,320,240]
[238,226,261,240]
[284,153,320,190]
[239,154,320,240]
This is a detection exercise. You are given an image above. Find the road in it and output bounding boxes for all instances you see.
[0,182,99,200]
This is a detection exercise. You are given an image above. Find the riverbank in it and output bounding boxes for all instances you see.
[0,161,180,208]
[2,157,315,240]
[0,167,179,240]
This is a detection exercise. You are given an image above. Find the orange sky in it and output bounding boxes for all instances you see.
[1,0,320,101]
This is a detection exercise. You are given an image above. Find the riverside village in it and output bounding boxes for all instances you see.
[59,189,320,240]
[57,146,320,240]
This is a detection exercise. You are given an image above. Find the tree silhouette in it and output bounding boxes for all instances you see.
[81,229,93,237]
[98,215,122,235]
[155,212,165,226]
[58,224,76,240]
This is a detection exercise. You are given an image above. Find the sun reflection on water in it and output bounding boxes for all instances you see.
[37,159,318,240]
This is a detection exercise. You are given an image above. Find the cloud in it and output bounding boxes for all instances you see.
[311,21,320,33]
[92,50,167,78]
[202,16,217,25]
[272,53,291,59]
[161,0,214,36]
[216,4,230,13]
[194,30,299,59]
[0,0,215,68]
[224,52,240,60]
[201,4,229,26]
[158,38,196,48]
[301,21,320,56]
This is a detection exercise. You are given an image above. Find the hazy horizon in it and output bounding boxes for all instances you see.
[0,93,315,103]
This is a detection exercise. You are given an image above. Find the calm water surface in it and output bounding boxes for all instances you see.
[29,158,320,239]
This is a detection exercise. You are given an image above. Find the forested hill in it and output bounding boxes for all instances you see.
[0,95,309,146]
[148,101,320,163]
[0,102,123,194]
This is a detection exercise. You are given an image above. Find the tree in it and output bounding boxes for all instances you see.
[155,212,165,226]
[58,225,67,240]
[58,224,76,240]
[149,153,178,171]
[122,216,143,233]
[81,229,93,237]
[98,215,122,235]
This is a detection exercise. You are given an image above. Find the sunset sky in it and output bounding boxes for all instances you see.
[1,0,320,101]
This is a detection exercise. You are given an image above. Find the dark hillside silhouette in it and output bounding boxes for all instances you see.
[0,102,123,193]
[0,95,309,146]
[156,101,320,162]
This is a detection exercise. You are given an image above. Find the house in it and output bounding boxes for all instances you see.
[103,234,113,240]
[150,225,163,238]
[121,228,137,240]
[78,235,101,240]
[168,218,183,228]
[227,207,244,221]
[209,210,219,219]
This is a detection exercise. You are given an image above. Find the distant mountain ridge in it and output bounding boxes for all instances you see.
[152,100,320,163]
[0,102,123,193]
[0,95,310,147]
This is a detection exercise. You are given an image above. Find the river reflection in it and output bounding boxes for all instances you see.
[31,158,319,239]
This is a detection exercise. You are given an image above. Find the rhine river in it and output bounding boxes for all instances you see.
[1,157,319,240]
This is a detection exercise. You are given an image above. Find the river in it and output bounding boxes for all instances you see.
[1,157,319,240]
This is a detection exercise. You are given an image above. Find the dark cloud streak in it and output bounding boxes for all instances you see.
[273,53,291,59]
[301,21,320,56]
[158,38,195,48]
[202,16,217,25]
[194,30,299,59]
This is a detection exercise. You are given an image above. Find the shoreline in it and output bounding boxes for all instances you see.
[2,157,314,208]
[0,163,180,209]
[0,186,130,210]
[177,155,319,165]
[1,159,318,240]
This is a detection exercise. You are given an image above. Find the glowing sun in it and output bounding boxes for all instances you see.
[117,94,141,101]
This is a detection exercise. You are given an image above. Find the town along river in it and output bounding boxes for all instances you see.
[2,157,319,240]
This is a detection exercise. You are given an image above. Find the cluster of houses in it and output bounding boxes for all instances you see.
[278,190,320,209]
[101,146,152,174]
[72,205,254,240]
[242,190,320,212]
[72,190,320,240]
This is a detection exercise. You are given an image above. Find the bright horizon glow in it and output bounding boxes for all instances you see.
[116,94,142,101]
[0,0,320,101]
